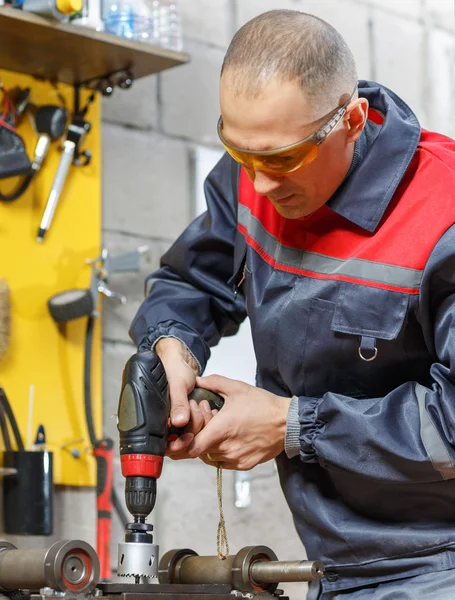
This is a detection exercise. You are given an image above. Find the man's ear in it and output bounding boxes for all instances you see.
[346,98,369,143]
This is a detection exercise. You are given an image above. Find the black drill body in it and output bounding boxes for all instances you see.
[118,350,225,524]
[117,351,170,520]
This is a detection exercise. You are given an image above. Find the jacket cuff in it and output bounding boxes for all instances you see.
[299,396,322,463]
[136,320,210,374]
[285,396,301,458]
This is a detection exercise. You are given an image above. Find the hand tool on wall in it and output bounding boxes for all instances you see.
[0,278,10,360]
[0,97,67,202]
[36,112,91,242]
[32,104,68,173]
[0,85,33,201]
[116,350,224,582]
[47,246,148,580]
[0,388,54,535]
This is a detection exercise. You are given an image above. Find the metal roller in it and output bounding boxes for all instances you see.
[159,546,324,593]
[250,559,325,584]
[0,540,99,593]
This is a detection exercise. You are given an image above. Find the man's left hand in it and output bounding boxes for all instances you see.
[184,375,291,470]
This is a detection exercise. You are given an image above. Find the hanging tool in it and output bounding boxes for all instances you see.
[0,388,25,452]
[32,105,68,174]
[0,93,67,202]
[0,85,33,200]
[0,278,10,360]
[36,113,90,242]
[116,350,224,582]
[47,246,148,580]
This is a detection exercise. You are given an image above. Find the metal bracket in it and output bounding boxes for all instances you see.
[86,245,149,316]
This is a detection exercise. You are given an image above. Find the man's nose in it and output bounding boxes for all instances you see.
[251,170,283,196]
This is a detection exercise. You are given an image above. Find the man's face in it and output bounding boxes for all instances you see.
[220,74,366,219]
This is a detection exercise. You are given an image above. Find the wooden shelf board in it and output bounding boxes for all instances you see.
[0,6,189,86]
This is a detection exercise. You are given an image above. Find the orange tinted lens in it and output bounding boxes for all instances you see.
[223,140,319,174]
[223,146,256,170]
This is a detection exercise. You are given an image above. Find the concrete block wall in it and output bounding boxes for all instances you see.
[4,1,454,597]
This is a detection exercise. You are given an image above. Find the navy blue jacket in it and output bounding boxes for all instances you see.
[130,81,455,593]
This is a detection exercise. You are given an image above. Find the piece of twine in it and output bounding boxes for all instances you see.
[216,462,229,560]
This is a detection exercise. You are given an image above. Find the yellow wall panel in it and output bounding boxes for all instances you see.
[0,69,101,486]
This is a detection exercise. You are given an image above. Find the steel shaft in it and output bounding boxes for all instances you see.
[159,546,324,593]
[250,559,325,583]
[178,556,235,585]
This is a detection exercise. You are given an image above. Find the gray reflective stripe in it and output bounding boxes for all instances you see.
[238,204,423,289]
[416,383,455,480]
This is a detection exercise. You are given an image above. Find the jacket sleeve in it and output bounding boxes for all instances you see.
[297,224,455,484]
[129,153,247,373]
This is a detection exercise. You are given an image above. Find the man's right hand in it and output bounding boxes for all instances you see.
[155,337,214,457]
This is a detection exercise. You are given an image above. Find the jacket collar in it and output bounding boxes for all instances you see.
[326,80,421,233]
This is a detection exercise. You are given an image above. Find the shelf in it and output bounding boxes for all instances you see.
[0,6,189,86]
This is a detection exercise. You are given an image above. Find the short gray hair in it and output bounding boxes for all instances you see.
[221,10,358,112]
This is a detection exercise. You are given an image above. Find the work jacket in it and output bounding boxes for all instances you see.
[130,81,455,593]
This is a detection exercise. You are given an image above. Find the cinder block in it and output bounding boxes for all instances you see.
[364,0,422,18]
[102,75,159,130]
[181,0,233,48]
[160,39,225,145]
[373,11,426,123]
[102,123,192,239]
[426,29,455,139]
[54,487,97,543]
[101,231,170,344]
[234,0,371,81]
[424,0,455,31]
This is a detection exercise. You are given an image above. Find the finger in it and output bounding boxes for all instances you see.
[169,378,191,427]
[199,456,236,470]
[184,400,204,436]
[186,419,228,458]
[212,409,219,416]
[195,374,242,396]
[199,400,214,427]
[205,452,223,462]
[166,432,194,456]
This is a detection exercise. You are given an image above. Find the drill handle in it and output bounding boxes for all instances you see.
[169,387,224,437]
[188,387,224,410]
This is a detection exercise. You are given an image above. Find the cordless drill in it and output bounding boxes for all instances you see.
[116,350,224,581]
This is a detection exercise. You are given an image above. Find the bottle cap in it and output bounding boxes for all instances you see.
[56,0,82,15]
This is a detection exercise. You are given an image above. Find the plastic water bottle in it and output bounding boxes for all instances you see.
[158,0,182,52]
[103,0,154,42]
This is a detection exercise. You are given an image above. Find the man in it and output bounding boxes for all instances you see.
[129,9,455,599]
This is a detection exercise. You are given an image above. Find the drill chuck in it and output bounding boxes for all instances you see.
[125,476,157,519]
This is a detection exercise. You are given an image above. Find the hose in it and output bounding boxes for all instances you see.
[0,401,12,451]
[0,387,24,451]
[0,173,34,202]
[84,315,97,448]
[83,315,126,528]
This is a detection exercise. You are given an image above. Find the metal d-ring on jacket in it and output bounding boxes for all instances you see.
[130,80,455,595]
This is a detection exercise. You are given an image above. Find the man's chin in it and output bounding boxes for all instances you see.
[271,198,311,220]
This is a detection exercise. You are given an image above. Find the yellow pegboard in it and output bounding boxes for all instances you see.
[0,69,101,486]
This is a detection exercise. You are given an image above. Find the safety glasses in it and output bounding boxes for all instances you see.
[217,87,356,174]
